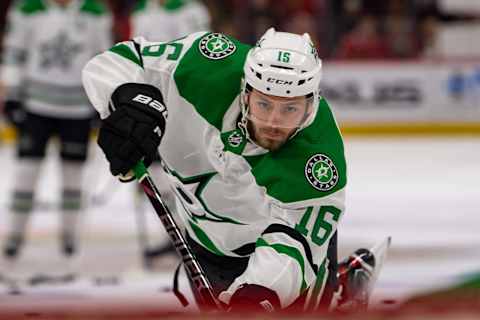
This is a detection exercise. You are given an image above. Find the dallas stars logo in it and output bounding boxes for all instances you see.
[40,32,82,70]
[199,33,236,60]
[305,154,339,191]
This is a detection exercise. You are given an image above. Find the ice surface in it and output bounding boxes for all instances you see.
[0,136,479,314]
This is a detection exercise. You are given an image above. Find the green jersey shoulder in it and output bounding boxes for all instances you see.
[16,0,46,15]
[15,0,107,16]
[134,0,199,13]
[174,32,251,130]
[80,0,108,16]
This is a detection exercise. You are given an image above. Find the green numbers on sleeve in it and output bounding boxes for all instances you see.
[142,44,166,57]
[142,42,184,60]
[295,206,341,246]
[295,207,313,236]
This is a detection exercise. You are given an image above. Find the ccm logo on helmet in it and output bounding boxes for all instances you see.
[267,77,293,86]
[132,94,168,118]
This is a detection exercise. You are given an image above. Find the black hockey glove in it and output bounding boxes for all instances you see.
[3,100,26,127]
[228,284,281,313]
[98,83,167,178]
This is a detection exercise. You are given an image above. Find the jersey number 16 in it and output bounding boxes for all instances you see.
[295,206,341,246]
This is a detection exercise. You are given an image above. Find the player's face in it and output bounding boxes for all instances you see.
[246,89,311,151]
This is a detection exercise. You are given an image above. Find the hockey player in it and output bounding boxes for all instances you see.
[130,0,211,41]
[83,28,357,311]
[1,0,111,260]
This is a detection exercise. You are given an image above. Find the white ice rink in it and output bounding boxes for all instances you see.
[0,136,479,316]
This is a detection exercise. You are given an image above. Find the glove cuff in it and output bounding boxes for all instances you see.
[110,83,167,123]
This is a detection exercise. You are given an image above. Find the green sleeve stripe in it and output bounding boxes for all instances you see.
[304,259,328,311]
[109,44,143,68]
[188,220,225,256]
[256,238,307,292]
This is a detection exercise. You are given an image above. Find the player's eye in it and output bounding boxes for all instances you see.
[257,101,270,110]
[283,105,299,113]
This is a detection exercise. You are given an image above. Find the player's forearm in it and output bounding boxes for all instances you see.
[82,49,145,119]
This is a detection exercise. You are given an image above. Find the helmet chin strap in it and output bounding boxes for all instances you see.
[238,86,258,146]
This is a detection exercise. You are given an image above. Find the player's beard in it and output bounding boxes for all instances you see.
[247,120,295,151]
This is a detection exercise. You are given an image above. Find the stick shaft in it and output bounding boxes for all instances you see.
[133,162,221,310]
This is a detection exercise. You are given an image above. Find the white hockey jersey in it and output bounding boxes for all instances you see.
[1,0,111,119]
[82,32,347,309]
[130,0,210,42]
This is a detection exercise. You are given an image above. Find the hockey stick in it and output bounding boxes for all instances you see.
[133,161,223,311]
[134,192,175,269]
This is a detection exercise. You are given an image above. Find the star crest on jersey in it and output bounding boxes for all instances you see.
[199,33,236,60]
[305,154,339,191]
[40,32,83,70]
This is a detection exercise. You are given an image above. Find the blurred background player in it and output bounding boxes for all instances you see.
[0,0,111,264]
[130,0,210,41]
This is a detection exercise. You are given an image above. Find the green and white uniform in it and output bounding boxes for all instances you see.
[131,0,210,42]
[82,32,347,308]
[1,0,111,119]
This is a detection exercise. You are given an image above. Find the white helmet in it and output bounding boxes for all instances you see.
[241,28,322,133]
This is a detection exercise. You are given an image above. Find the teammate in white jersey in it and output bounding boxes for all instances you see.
[130,0,210,41]
[1,0,111,259]
[82,28,373,312]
